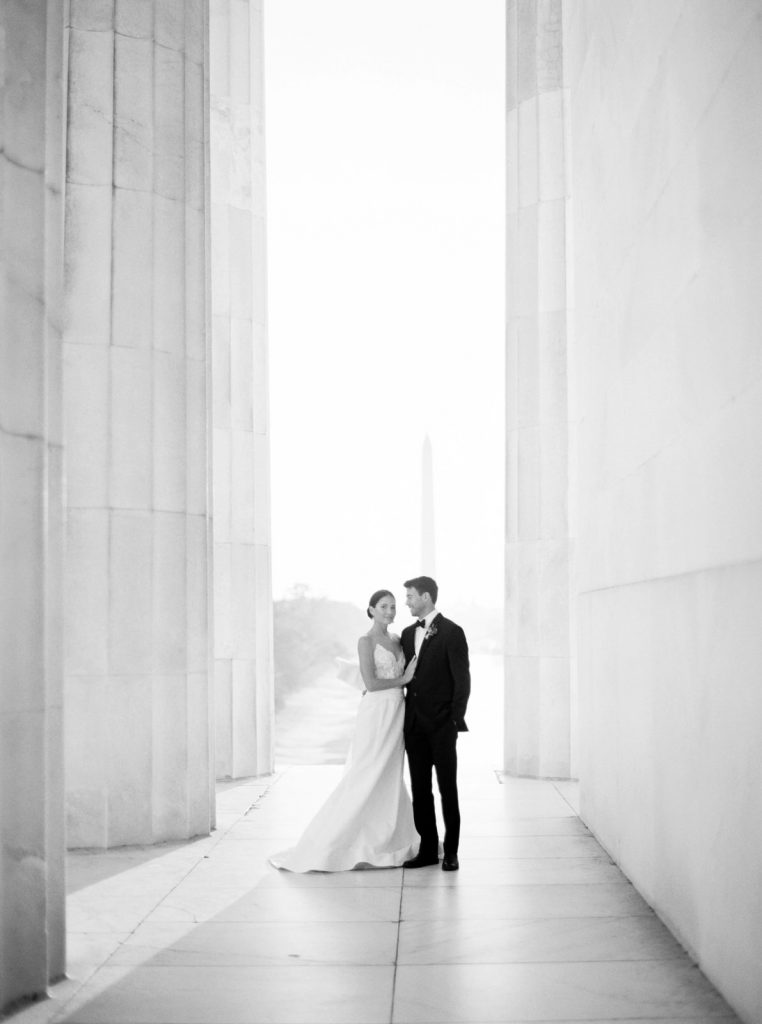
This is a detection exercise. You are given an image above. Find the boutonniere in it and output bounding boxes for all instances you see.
[423,624,438,642]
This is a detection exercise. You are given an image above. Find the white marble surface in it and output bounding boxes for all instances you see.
[63,0,214,849]
[505,0,572,778]
[565,3,762,1023]
[393,961,731,1022]
[10,765,739,1024]
[210,0,274,781]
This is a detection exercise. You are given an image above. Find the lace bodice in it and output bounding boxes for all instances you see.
[374,643,405,680]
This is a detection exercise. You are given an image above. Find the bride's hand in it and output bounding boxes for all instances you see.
[402,656,417,684]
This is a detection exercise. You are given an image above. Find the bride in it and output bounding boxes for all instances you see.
[269,589,419,872]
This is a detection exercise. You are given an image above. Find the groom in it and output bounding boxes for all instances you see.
[401,576,470,871]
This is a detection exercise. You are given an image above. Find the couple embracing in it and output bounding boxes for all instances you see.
[270,577,471,873]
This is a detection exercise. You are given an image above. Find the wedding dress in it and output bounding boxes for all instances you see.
[269,643,418,872]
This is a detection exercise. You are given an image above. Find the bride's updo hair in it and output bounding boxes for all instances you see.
[367,589,394,619]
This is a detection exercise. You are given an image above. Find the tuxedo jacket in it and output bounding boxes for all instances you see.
[401,614,470,734]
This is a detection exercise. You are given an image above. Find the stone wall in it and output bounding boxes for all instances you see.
[565,3,762,1021]
[0,0,66,1009]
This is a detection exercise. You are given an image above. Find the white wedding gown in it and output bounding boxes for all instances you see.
[269,644,418,872]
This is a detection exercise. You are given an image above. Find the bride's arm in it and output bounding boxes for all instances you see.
[358,637,416,692]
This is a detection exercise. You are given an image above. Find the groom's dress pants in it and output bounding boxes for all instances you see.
[405,720,460,858]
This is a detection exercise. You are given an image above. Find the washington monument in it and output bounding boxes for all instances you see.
[421,434,436,576]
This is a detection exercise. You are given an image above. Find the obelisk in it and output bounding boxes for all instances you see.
[421,434,436,575]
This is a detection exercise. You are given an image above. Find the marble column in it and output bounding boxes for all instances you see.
[63,0,215,847]
[504,0,572,778]
[0,0,66,1009]
[210,0,274,780]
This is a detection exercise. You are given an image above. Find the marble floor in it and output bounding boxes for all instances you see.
[16,749,739,1024]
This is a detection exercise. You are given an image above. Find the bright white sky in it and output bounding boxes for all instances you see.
[264,0,505,611]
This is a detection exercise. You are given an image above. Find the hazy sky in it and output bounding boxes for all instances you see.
[264,0,505,611]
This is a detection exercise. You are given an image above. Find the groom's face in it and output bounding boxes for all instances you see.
[405,588,428,618]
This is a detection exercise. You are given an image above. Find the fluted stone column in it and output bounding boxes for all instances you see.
[504,0,572,778]
[63,1,214,847]
[0,0,66,1009]
[210,0,274,780]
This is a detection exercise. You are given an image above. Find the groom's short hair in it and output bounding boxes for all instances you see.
[404,576,438,604]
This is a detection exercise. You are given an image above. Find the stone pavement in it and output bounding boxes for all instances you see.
[10,739,740,1024]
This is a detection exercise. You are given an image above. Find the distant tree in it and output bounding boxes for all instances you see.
[273,589,364,709]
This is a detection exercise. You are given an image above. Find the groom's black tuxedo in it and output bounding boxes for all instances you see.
[401,613,470,859]
[401,614,470,734]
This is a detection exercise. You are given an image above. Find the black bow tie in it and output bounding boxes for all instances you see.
[416,620,427,629]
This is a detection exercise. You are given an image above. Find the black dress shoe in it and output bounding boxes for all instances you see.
[441,854,459,871]
[403,853,439,868]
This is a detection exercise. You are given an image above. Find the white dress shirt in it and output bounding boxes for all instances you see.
[414,610,440,657]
